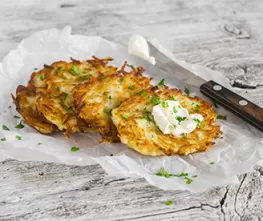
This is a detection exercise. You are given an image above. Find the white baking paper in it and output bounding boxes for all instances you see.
[0,26,262,192]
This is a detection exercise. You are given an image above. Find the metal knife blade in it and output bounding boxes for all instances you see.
[147,42,263,132]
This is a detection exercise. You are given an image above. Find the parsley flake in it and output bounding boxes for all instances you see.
[185,177,193,184]
[39,74,44,81]
[157,79,165,88]
[149,96,161,105]
[161,101,169,108]
[71,146,80,152]
[71,65,79,75]
[1,138,6,141]
[141,91,147,97]
[2,125,9,131]
[104,108,112,115]
[184,87,190,95]
[170,95,175,100]
[16,135,22,140]
[217,115,227,120]
[121,114,129,119]
[14,115,20,119]
[15,120,25,129]
[166,200,173,206]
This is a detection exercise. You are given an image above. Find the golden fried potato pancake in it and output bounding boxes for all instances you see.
[73,64,152,142]
[34,57,118,137]
[112,86,222,156]
[12,84,58,134]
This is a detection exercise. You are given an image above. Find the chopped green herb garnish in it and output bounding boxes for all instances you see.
[14,115,20,119]
[173,106,177,114]
[103,91,107,95]
[51,93,57,97]
[130,65,135,70]
[210,162,215,165]
[71,146,80,152]
[176,116,185,125]
[166,200,173,206]
[181,133,187,139]
[184,87,190,95]
[128,86,134,90]
[67,106,73,111]
[34,68,38,70]
[57,69,63,73]
[15,120,25,129]
[16,135,22,140]
[151,135,154,138]
[121,114,129,119]
[144,112,152,121]
[174,172,189,177]
[71,65,79,75]
[2,125,9,131]
[141,91,147,97]
[178,105,181,108]
[149,96,161,105]
[161,101,168,108]
[155,167,171,178]
[157,79,165,88]
[100,77,104,81]
[194,118,201,128]
[185,177,193,184]
[80,75,91,81]
[170,95,175,100]
[59,93,68,102]
[191,103,200,111]
[108,96,112,100]
[217,115,227,120]
[192,175,198,178]
[211,99,218,108]
[1,138,6,141]
[39,74,44,81]
[104,108,112,115]
[56,86,60,91]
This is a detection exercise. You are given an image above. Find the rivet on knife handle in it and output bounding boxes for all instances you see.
[200,80,263,132]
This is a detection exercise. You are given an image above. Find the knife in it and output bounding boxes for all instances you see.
[148,42,263,132]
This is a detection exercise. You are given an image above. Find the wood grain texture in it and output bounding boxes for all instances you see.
[0,0,263,220]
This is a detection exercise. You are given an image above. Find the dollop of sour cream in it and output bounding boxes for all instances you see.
[128,34,156,65]
[152,100,203,136]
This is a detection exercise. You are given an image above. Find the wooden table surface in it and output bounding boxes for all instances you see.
[1,0,263,220]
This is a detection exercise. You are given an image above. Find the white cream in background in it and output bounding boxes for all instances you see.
[128,34,156,65]
[152,100,203,136]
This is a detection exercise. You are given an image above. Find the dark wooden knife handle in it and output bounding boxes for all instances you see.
[200,80,263,132]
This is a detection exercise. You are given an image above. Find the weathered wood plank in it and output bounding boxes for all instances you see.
[0,0,263,220]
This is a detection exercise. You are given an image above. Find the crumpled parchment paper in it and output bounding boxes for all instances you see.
[0,26,262,192]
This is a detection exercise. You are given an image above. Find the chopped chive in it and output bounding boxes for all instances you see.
[181,133,187,139]
[149,96,161,105]
[144,112,152,121]
[2,125,9,131]
[15,120,25,129]
[155,168,171,178]
[173,106,177,114]
[161,101,168,108]
[39,74,44,81]
[176,116,185,125]
[71,146,80,152]
[141,91,147,97]
[192,175,198,178]
[130,65,135,70]
[59,93,68,102]
[71,65,79,75]
[170,95,175,100]
[157,79,165,88]
[217,115,227,120]
[121,114,129,119]
[57,69,63,73]
[34,68,38,70]
[128,86,134,90]
[210,162,215,165]
[16,135,22,140]
[184,87,190,95]
[100,77,104,81]
[108,96,112,100]
[14,115,20,119]
[104,108,112,115]
[166,200,173,206]
[185,177,193,184]
[211,99,218,108]
[56,86,60,91]
[193,118,201,128]
[1,138,6,141]
[67,106,73,111]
